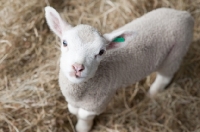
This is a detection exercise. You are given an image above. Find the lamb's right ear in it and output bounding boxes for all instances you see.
[45,6,72,38]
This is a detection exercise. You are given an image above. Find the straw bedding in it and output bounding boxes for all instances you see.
[0,0,200,132]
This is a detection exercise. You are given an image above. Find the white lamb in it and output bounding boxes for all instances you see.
[45,6,194,132]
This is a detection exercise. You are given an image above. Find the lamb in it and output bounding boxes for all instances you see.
[45,6,194,132]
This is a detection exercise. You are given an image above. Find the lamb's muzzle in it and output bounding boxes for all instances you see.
[72,63,85,77]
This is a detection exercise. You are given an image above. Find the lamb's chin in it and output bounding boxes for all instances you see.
[67,75,88,84]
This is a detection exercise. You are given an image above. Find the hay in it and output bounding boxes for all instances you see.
[0,0,200,131]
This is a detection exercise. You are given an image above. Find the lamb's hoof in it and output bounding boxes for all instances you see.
[75,120,93,132]
[75,125,92,132]
[148,89,158,99]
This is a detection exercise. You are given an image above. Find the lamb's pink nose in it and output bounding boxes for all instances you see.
[72,63,85,72]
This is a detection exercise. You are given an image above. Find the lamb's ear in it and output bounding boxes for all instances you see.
[103,30,136,50]
[45,6,72,38]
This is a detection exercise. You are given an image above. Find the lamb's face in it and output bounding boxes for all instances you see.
[60,25,107,83]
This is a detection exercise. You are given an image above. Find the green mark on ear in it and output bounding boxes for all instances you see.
[112,36,125,42]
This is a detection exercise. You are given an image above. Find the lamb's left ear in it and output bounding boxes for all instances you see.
[103,30,136,50]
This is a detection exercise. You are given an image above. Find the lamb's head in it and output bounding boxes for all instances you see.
[59,24,107,84]
[45,6,136,83]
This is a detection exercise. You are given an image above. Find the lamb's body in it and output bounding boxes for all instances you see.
[59,8,194,114]
[45,7,194,132]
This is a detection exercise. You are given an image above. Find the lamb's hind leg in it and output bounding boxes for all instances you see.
[149,73,173,97]
[149,43,189,97]
[149,58,182,97]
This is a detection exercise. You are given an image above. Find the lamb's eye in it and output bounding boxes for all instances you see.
[63,40,67,47]
[99,49,105,56]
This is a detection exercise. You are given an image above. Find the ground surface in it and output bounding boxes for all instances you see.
[0,0,200,132]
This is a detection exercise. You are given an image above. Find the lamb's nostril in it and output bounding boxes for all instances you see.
[72,64,85,72]
[78,66,84,72]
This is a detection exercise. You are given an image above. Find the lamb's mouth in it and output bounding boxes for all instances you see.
[69,72,86,78]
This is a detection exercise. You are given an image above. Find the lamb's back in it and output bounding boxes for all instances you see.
[103,8,194,83]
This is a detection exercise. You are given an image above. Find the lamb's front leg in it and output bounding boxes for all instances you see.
[76,108,97,132]
[68,104,97,132]
[68,103,79,115]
